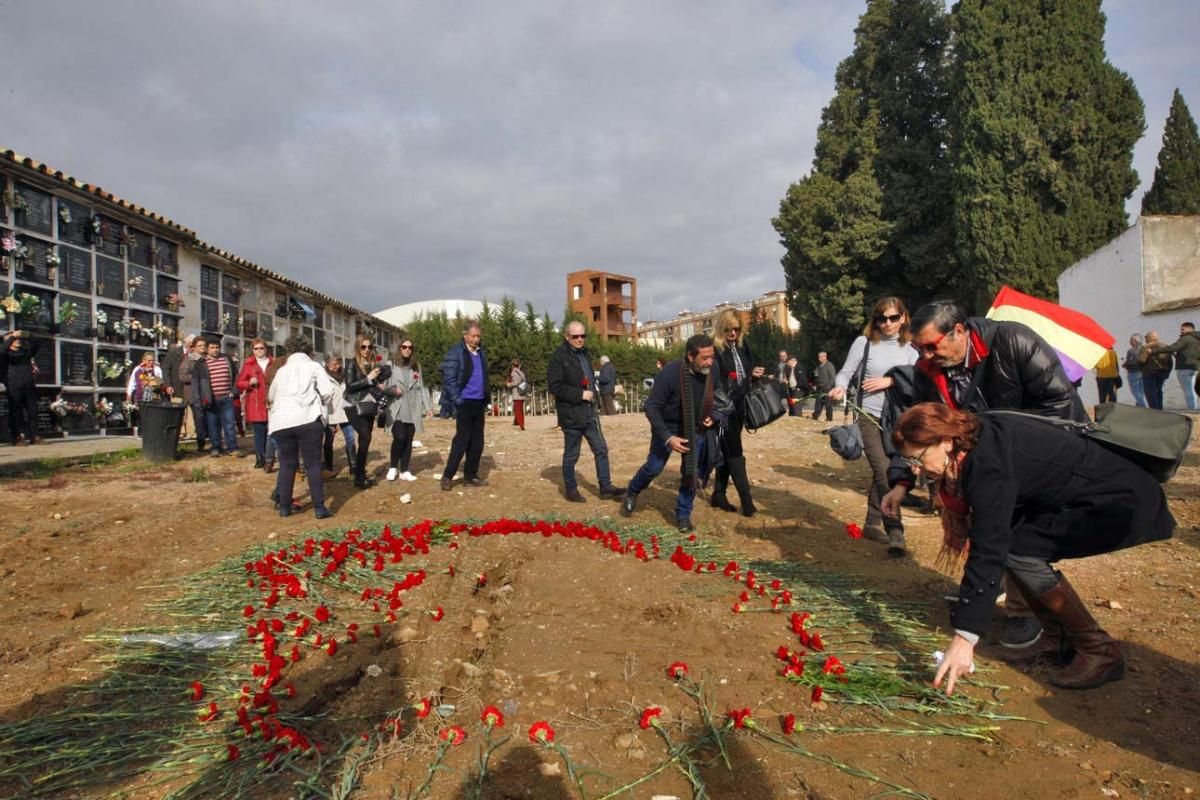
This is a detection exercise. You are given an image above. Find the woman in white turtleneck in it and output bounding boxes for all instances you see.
[829,297,918,556]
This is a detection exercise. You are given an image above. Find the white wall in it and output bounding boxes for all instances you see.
[1058,221,1197,410]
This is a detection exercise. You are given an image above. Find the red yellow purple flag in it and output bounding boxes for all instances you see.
[985,286,1116,383]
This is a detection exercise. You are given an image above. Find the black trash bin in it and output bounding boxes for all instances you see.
[139,401,186,463]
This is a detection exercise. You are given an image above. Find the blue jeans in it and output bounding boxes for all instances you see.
[251,421,277,461]
[1175,369,1197,410]
[205,396,238,452]
[627,435,707,521]
[1143,373,1167,410]
[562,416,611,491]
[1125,370,1146,407]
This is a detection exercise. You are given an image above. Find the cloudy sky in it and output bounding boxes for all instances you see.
[4,1,1198,322]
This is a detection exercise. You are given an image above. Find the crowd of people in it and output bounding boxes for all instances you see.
[4,301,1181,696]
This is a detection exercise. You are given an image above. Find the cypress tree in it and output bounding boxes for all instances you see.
[774,0,954,358]
[949,0,1144,307]
[1141,89,1200,215]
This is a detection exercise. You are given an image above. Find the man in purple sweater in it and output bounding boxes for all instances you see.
[439,320,490,490]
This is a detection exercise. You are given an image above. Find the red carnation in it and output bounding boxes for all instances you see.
[811,685,824,703]
[315,605,330,623]
[439,725,467,746]
[782,712,797,734]
[481,705,505,728]
[199,702,220,722]
[190,681,204,702]
[415,697,433,719]
[846,522,864,540]
[726,708,754,729]
[639,706,663,730]
[227,744,240,761]
[242,605,255,618]
[728,371,737,380]
[430,607,444,622]
[581,377,589,387]
[528,720,556,744]
[666,661,689,680]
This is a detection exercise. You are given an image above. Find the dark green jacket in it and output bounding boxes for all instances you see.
[1156,331,1200,371]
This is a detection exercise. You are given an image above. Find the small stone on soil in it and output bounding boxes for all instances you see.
[59,602,84,620]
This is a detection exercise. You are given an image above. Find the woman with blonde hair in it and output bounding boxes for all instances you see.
[893,402,1173,694]
[711,309,765,516]
[829,297,918,556]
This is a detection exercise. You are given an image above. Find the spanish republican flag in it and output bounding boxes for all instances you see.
[985,286,1115,383]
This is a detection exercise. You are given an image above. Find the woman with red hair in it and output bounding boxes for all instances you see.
[892,403,1174,695]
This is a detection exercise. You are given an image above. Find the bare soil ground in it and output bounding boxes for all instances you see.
[0,411,1197,799]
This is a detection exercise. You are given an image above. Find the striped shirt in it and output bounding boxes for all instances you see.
[207,356,232,398]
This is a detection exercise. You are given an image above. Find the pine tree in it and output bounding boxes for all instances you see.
[774,0,954,359]
[1141,89,1200,215]
[949,0,1144,307]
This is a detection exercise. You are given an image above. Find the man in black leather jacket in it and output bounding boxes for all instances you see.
[881,299,1087,655]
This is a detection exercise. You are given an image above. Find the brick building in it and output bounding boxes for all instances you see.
[637,291,797,349]
[566,270,637,340]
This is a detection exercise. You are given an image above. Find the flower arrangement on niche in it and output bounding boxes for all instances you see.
[2,190,28,214]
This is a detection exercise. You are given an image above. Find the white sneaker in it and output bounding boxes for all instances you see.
[400,471,417,481]
[412,440,423,448]
[386,467,398,481]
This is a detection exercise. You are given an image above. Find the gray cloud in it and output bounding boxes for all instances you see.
[4,1,1196,323]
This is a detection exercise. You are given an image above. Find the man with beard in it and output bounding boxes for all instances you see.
[547,321,624,502]
[621,334,725,532]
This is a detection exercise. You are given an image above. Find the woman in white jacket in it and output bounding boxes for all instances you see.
[268,335,337,519]
[321,355,357,476]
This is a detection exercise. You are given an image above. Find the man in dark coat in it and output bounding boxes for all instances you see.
[596,355,617,415]
[882,299,1087,654]
[547,322,623,502]
[1150,321,1200,410]
[811,351,837,421]
[621,334,725,532]
[439,319,489,490]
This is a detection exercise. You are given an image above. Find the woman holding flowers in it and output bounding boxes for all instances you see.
[382,337,431,482]
[828,297,918,557]
[711,308,765,516]
[892,402,1174,694]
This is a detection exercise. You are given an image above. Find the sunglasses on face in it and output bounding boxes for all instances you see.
[400,345,413,350]
[913,329,950,355]
[360,344,373,350]
[728,327,741,334]
[876,313,903,324]
[568,334,585,340]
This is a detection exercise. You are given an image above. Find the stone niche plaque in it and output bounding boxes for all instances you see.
[61,341,94,386]
[242,309,258,338]
[96,256,125,301]
[200,265,220,297]
[57,198,92,247]
[96,303,127,345]
[201,298,219,334]
[93,215,123,258]
[154,238,178,275]
[31,336,56,385]
[97,348,130,388]
[13,286,55,333]
[129,309,156,348]
[57,295,92,340]
[15,236,54,286]
[128,264,154,307]
[156,274,180,310]
[14,183,53,236]
[61,244,92,293]
[126,228,152,267]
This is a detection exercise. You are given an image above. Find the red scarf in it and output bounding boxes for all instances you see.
[915,329,990,409]
[934,451,972,572]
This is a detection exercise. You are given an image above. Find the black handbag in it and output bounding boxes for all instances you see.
[825,340,870,460]
[744,379,788,431]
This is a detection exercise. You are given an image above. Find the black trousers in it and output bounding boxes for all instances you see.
[443,398,486,480]
[718,412,745,460]
[273,418,326,508]
[390,421,416,471]
[346,410,375,479]
[6,385,38,439]
[812,393,835,421]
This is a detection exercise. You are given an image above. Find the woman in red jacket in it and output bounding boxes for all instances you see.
[237,338,275,469]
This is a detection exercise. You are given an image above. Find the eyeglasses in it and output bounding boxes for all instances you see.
[728,327,741,333]
[876,313,903,324]
[912,329,950,355]
[568,334,586,340]
[900,443,933,470]
[360,344,373,350]
[400,345,413,350]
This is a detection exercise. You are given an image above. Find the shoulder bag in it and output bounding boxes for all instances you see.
[743,380,788,431]
[825,340,871,460]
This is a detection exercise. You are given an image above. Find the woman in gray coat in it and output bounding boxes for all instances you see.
[383,337,432,481]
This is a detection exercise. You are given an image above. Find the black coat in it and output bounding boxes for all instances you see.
[950,414,1175,636]
[714,341,755,413]
[161,344,186,396]
[0,336,39,390]
[345,359,390,407]
[909,318,1087,422]
[547,342,597,429]
[192,355,237,406]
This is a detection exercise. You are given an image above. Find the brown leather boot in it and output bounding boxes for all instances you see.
[1001,577,1072,666]
[1036,577,1124,689]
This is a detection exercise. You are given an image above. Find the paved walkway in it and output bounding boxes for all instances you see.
[0,435,143,475]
